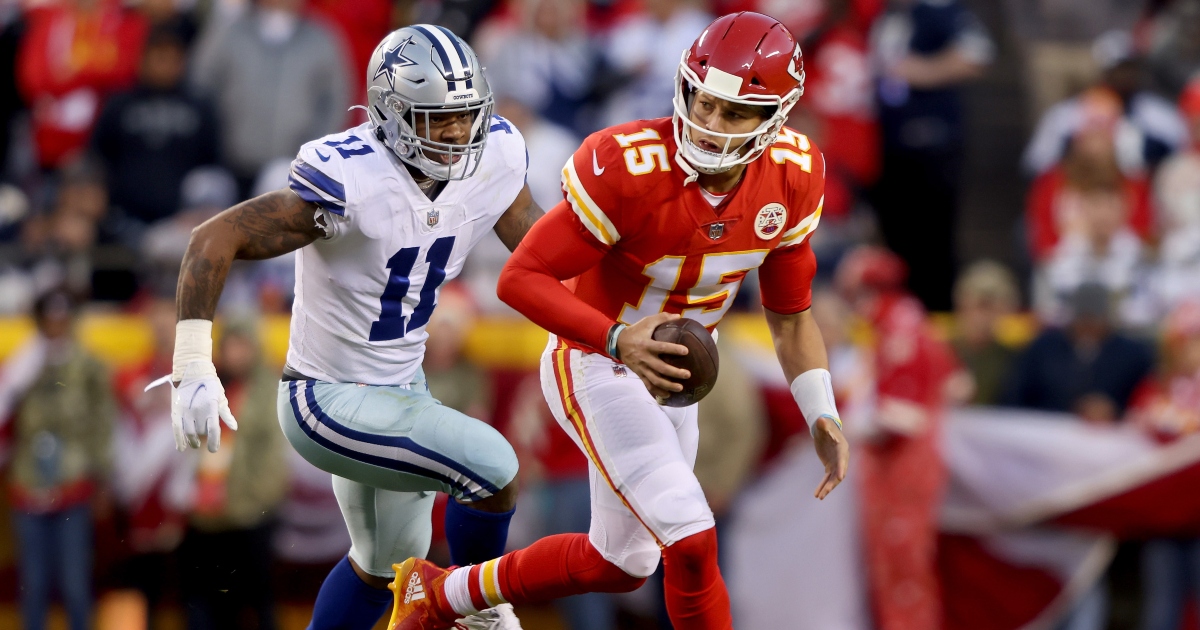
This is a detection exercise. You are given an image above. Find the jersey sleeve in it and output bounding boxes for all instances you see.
[289,143,348,217]
[559,133,625,248]
[759,240,818,314]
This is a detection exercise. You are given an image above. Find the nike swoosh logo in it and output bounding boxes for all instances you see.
[315,150,331,162]
[189,383,206,407]
[592,150,605,176]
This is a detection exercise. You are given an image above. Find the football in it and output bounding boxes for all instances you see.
[651,318,720,407]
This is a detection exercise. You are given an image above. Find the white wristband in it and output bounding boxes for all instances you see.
[172,319,215,381]
[790,368,841,435]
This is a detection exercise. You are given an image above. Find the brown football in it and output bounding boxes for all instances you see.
[651,318,719,407]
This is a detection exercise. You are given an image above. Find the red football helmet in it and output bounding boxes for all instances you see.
[672,12,806,176]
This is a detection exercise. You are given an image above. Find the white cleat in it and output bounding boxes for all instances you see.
[455,603,523,629]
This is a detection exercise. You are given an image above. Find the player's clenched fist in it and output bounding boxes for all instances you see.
[614,312,691,399]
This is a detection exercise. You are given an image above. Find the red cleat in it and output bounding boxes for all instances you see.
[387,558,458,630]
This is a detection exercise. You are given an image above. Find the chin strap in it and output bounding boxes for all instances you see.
[674,147,702,186]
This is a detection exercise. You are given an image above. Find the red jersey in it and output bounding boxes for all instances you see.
[503,117,825,354]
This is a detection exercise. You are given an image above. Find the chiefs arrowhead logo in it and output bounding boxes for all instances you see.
[787,44,804,83]
[755,203,787,240]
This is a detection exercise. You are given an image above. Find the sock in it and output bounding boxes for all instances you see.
[445,500,515,567]
[308,556,394,630]
[439,533,645,617]
[661,529,733,630]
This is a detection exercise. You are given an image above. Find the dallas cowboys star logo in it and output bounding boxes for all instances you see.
[374,36,418,90]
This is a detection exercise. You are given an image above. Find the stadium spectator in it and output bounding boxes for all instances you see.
[110,294,190,627]
[1022,37,1188,177]
[1153,77,1200,309]
[190,0,350,194]
[869,0,993,312]
[1142,0,1200,100]
[1032,173,1154,328]
[136,0,198,46]
[1000,0,1141,121]
[1025,87,1154,263]
[178,318,288,630]
[1129,299,1200,438]
[91,25,220,247]
[19,160,108,298]
[951,260,1020,406]
[1127,300,1200,630]
[1003,282,1155,423]
[793,0,880,225]
[476,0,599,135]
[0,289,114,630]
[17,0,147,171]
[834,246,960,630]
[598,0,712,128]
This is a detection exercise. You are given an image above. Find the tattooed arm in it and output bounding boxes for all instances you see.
[493,184,544,252]
[177,190,326,320]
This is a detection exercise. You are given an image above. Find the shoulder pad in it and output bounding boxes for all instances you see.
[290,130,381,216]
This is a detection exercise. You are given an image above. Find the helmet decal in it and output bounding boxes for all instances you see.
[787,43,804,83]
[373,36,418,90]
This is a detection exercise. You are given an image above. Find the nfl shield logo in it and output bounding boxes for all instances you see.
[426,208,440,228]
[708,222,725,240]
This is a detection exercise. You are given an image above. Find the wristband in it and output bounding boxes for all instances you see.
[172,319,214,381]
[605,323,627,362]
[790,368,842,435]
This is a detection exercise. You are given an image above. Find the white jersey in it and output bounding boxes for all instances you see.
[285,119,527,385]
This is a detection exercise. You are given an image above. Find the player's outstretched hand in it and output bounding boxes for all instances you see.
[812,415,849,500]
[617,312,691,400]
[148,361,238,453]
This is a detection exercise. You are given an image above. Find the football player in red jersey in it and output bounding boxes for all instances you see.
[387,12,850,630]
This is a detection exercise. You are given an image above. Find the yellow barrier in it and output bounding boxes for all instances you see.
[0,312,1042,370]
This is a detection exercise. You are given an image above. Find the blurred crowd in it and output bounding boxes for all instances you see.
[0,0,1197,629]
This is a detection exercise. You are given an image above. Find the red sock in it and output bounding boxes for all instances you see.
[501,533,645,602]
[662,529,733,630]
[440,534,645,617]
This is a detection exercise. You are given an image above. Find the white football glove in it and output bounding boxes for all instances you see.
[175,361,238,452]
[145,319,238,452]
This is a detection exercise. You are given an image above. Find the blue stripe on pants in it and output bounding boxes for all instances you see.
[288,380,499,500]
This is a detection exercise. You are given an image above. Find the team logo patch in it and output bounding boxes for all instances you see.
[426,208,440,228]
[754,203,787,239]
[708,222,725,240]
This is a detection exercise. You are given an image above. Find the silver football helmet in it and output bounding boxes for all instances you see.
[366,25,494,181]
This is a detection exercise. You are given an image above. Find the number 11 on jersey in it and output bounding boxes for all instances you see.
[369,236,455,341]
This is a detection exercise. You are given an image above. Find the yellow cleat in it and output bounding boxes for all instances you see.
[387,557,457,630]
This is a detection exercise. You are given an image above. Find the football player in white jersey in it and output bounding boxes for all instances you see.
[161,26,537,630]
